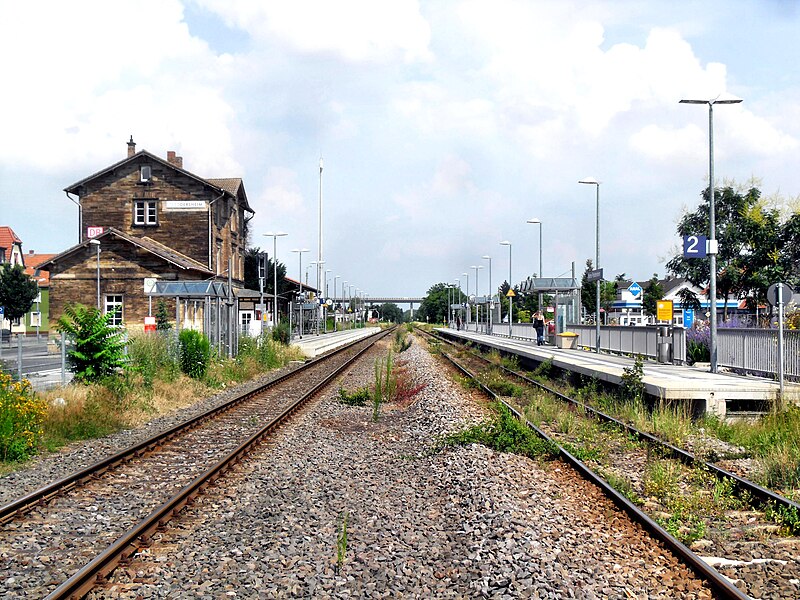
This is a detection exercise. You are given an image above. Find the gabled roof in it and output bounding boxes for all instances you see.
[36,227,214,276]
[0,226,22,251]
[64,150,253,213]
[206,177,252,213]
[26,253,57,269]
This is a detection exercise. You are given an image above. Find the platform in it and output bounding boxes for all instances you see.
[436,328,799,417]
[291,327,382,358]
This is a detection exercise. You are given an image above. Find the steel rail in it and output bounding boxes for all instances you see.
[434,344,749,600]
[44,327,393,600]
[0,330,384,524]
[430,328,800,513]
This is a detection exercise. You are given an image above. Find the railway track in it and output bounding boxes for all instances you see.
[0,328,392,599]
[417,327,800,599]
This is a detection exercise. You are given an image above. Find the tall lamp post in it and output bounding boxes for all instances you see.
[263,231,287,328]
[291,248,309,337]
[680,93,743,373]
[526,218,543,312]
[462,272,470,326]
[500,241,512,337]
[89,239,101,310]
[471,264,483,330]
[482,255,492,332]
[579,178,601,353]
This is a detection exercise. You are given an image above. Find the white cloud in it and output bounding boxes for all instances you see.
[190,0,432,62]
[256,167,307,215]
[0,0,236,173]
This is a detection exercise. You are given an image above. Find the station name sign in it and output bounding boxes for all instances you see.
[164,200,206,211]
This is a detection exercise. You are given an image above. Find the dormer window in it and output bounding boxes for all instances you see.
[134,199,158,225]
[140,165,152,183]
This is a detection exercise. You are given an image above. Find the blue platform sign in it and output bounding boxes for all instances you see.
[683,308,695,329]
[0,306,4,316]
[627,282,643,298]
[683,235,708,258]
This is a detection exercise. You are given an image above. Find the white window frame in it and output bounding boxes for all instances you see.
[104,294,124,326]
[134,200,158,225]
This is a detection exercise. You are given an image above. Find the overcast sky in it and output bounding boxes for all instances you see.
[2,0,799,298]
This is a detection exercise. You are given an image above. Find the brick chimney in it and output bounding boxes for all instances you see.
[166,151,183,168]
[127,135,136,157]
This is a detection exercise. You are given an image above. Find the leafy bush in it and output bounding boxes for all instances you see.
[0,373,47,461]
[56,303,128,383]
[272,320,290,345]
[179,329,211,379]
[686,325,710,364]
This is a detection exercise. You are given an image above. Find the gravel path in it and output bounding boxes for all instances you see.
[88,336,712,599]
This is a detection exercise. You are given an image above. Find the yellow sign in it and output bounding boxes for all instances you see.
[506,289,516,297]
[656,299,673,321]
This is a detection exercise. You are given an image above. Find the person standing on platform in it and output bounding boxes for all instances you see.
[533,310,545,346]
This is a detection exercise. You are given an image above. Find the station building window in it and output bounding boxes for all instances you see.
[104,295,124,326]
[134,200,158,226]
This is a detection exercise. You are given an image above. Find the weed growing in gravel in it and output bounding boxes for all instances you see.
[393,328,412,353]
[562,441,602,462]
[480,369,524,398]
[620,355,645,402]
[336,511,349,573]
[532,357,555,379]
[338,387,371,406]
[442,402,558,459]
[764,503,800,535]
[597,468,641,505]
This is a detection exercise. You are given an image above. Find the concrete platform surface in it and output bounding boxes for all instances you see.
[292,327,382,358]
[437,328,799,416]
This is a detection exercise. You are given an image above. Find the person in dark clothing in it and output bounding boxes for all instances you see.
[533,311,545,346]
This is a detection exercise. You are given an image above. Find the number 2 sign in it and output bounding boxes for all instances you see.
[683,235,707,258]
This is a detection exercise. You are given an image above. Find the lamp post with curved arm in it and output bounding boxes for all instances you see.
[578,178,600,353]
[680,94,743,373]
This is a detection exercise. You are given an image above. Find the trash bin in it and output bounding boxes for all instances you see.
[555,332,578,349]
[658,341,672,363]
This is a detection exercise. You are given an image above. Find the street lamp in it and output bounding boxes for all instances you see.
[462,272,470,326]
[291,248,309,337]
[89,239,101,310]
[680,93,743,373]
[263,231,287,328]
[579,178,601,353]
[500,241,512,337]
[471,264,483,331]
[482,255,493,333]
[527,218,543,312]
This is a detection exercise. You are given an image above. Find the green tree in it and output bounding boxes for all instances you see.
[418,283,451,323]
[155,300,172,331]
[666,184,792,321]
[379,302,404,323]
[244,247,289,296]
[580,260,616,324]
[642,274,665,318]
[0,264,38,322]
[56,304,128,383]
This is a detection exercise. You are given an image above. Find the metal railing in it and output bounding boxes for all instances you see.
[566,324,687,364]
[717,328,800,380]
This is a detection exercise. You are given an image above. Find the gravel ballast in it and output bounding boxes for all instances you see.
[87,336,712,599]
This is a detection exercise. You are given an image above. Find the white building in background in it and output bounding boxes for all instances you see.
[607,277,738,327]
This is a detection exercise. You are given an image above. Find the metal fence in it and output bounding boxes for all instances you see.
[717,328,800,380]
[566,324,687,364]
